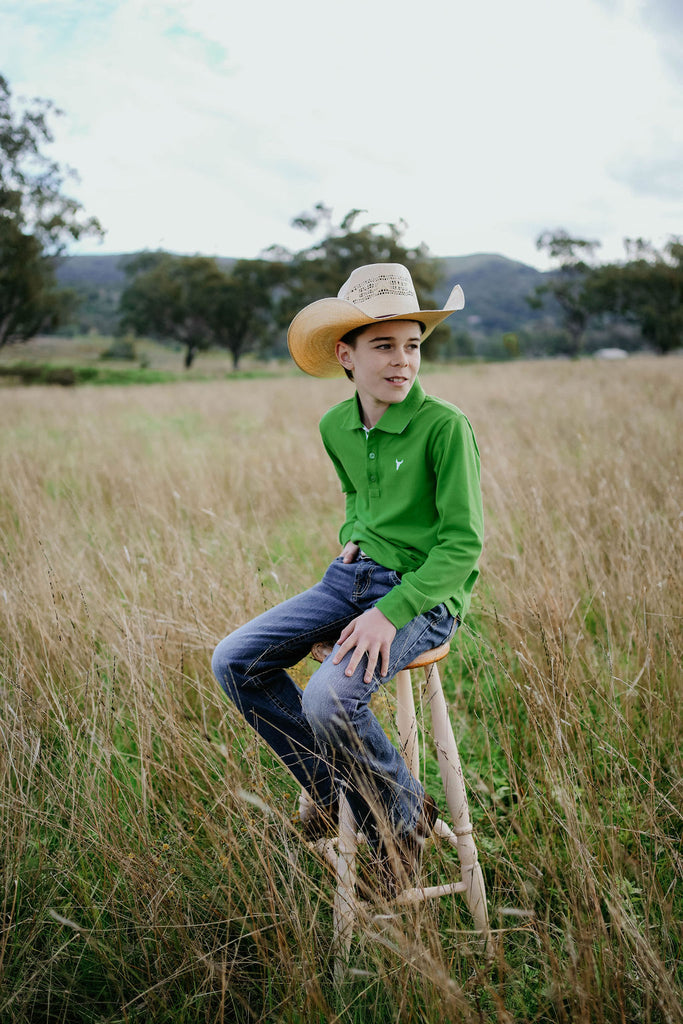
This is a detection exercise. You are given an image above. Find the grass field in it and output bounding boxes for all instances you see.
[0,356,681,1023]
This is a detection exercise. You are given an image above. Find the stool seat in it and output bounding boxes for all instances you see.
[401,641,450,669]
[310,640,450,669]
[304,638,491,979]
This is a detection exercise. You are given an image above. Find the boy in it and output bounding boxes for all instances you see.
[212,263,483,890]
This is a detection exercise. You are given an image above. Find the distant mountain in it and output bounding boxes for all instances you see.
[55,254,132,335]
[56,252,131,290]
[55,253,236,289]
[54,251,551,338]
[433,253,549,333]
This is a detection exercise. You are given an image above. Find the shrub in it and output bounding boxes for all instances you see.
[100,334,137,361]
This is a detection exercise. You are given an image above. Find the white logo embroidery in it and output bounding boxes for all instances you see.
[395,459,404,471]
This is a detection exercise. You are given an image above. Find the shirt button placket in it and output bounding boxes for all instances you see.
[368,449,380,496]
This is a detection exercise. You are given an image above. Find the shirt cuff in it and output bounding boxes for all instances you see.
[375,578,431,630]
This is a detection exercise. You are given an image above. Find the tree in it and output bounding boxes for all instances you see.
[0,216,76,344]
[586,237,683,354]
[434,327,475,360]
[208,258,285,369]
[119,253,281,369]
[267,204,444,349]
[119,253,220,367]
[528,230,600,357]
[0,74,103,348]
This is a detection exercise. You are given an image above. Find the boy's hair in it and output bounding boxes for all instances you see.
[338,320,426,381]
[338,325,366,380]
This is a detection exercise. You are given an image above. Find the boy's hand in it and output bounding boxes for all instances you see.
[333,607,397,684]
[341,541,360,563]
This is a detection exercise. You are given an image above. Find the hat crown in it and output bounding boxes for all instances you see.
[337,263,420,319]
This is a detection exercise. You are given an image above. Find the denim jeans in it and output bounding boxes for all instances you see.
[212,555,456,840]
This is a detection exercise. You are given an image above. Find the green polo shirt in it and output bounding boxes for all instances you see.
[319,378,484,629]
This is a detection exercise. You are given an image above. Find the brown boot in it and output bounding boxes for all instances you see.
[299,798,339,841]
[374,793,438,897]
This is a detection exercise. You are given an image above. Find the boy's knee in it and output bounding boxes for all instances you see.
[211,636,241,699]
[211,637,227,681]
[302,671,350,743]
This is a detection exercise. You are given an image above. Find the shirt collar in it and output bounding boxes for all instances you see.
[340,379,426,434]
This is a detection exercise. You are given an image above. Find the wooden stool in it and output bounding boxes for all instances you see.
[302,641,491,977]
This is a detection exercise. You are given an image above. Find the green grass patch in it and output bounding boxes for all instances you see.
[0,360,179,386]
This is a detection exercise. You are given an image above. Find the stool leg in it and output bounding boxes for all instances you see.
[423,663,491,947]
[332,788,357,981]
[396,668,420,779]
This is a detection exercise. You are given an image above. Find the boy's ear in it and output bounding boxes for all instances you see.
[335,340,354,371]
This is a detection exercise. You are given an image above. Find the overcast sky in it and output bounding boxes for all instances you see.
[2,0,682,269]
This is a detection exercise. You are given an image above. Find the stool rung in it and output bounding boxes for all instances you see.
[434,819,474,842]
[311,831,472,903]
[395,880,469,903]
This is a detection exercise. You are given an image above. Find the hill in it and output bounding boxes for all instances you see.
[55,253,134,336]
[434,253,549,333]
[54,251,549,339]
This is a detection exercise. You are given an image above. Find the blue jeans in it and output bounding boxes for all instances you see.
[211,555,456,840]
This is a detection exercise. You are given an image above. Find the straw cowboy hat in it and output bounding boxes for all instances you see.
[287,263,465,378]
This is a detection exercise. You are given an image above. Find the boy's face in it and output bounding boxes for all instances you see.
[335,320,422,425]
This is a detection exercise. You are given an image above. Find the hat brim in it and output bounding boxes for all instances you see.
[287,284,465,378]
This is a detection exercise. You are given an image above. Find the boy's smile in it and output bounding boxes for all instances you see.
[335,320,422,428]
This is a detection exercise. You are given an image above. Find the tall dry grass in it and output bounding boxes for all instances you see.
[0,356,681,1023]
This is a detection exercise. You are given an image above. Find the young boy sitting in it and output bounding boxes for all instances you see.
[211,263,483,891]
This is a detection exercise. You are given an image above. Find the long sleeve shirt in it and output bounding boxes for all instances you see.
[319,378,484,630]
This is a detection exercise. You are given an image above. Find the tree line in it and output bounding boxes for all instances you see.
[118,205,441,368]
[530,230,683,357]
[1,74,681,365]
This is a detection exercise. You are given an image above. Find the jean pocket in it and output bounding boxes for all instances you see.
[423,603,456,643]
